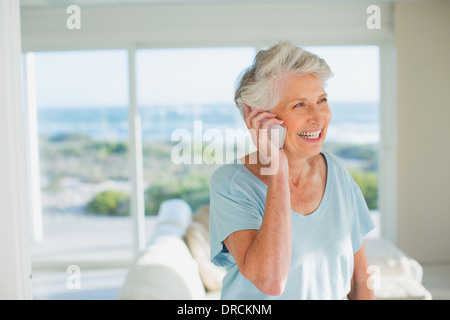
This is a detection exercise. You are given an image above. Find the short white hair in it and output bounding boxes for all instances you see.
[234,40,333,119]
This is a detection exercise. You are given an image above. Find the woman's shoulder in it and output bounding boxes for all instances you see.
[323,151,345,168]
[210,161,244,188]
[323,151,358,189]
[210,158,261,194]
[323,151,354,179]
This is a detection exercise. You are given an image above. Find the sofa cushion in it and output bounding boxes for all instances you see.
[185,205,225,292]
[117,236,206,300]
[149,199,193,241]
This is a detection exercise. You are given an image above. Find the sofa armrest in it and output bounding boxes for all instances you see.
[117,236,205,300]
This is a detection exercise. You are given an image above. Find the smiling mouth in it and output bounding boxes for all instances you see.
[297,129,321,140]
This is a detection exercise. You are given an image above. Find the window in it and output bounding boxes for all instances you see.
[27,44,381,299]
[29,50,134,298]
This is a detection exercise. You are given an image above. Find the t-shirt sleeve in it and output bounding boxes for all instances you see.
[350,182,375,253]
[209,168,263,268]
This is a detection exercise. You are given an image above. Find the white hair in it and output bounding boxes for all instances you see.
[234,40,333,119]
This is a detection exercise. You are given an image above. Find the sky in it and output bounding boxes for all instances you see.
[33,45,379,109]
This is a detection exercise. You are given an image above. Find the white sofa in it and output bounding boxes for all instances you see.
[117,199,431,300]
[365,237,432,300]
[117,199,223,300]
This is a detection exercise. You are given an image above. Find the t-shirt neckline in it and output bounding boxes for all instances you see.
[235,151,332,222]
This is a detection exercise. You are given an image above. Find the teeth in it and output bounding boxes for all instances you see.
[298,130,321,139]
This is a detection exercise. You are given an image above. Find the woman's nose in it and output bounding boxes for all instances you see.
[308,104,324,127]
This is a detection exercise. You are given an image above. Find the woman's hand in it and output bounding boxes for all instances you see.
[243,104,288,176]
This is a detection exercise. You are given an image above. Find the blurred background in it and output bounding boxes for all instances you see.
[1,0,449,300]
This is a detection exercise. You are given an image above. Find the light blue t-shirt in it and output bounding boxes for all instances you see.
[209,151,375,300]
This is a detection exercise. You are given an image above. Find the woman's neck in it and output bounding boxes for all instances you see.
[285,152,324,187]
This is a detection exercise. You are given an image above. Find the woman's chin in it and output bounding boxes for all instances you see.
[284,146,324,159]
[285,133,325,156]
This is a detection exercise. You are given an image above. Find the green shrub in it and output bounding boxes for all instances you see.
[85,141,128,155]
[86,190,129,216]
[144,173,210,216]
[349,170,378,210]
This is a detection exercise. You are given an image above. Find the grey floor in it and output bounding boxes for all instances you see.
[32,268,128,300]
[30,213,156,300]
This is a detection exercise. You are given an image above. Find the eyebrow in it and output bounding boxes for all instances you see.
[287,92,328,105]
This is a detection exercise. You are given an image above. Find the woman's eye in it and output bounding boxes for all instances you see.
[294,102,305,108]
[319,98,328,103]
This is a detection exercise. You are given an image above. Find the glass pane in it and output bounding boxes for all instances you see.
[136,47,256,216]
[306,45,380,236]
[30,50,132,297]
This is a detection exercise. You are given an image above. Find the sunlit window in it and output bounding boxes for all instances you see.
[31,50,133,271]
[27,45,381,299]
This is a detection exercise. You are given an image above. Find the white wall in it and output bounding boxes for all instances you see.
[0,0,33,299]
[395,1,450,264]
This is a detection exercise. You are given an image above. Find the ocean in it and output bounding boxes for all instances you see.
[37,101,379,144]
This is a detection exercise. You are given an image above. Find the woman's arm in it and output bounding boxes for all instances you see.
[347,242,375,300]
[223,104,292,296]
[223,167,292,295]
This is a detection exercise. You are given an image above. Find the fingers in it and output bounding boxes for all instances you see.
[244,105,275,130]
[243,104,251,117]
[260,117,284,130]
[243,105,284,161]
[251,113,275,130]
[244,105,265,125]
[259,118,284,152]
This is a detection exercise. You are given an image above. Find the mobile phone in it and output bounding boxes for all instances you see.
[268,123,286,149]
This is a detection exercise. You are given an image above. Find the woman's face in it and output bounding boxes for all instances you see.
[272,73,331,158]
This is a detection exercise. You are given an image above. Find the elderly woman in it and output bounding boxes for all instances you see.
[209,41,375,300]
